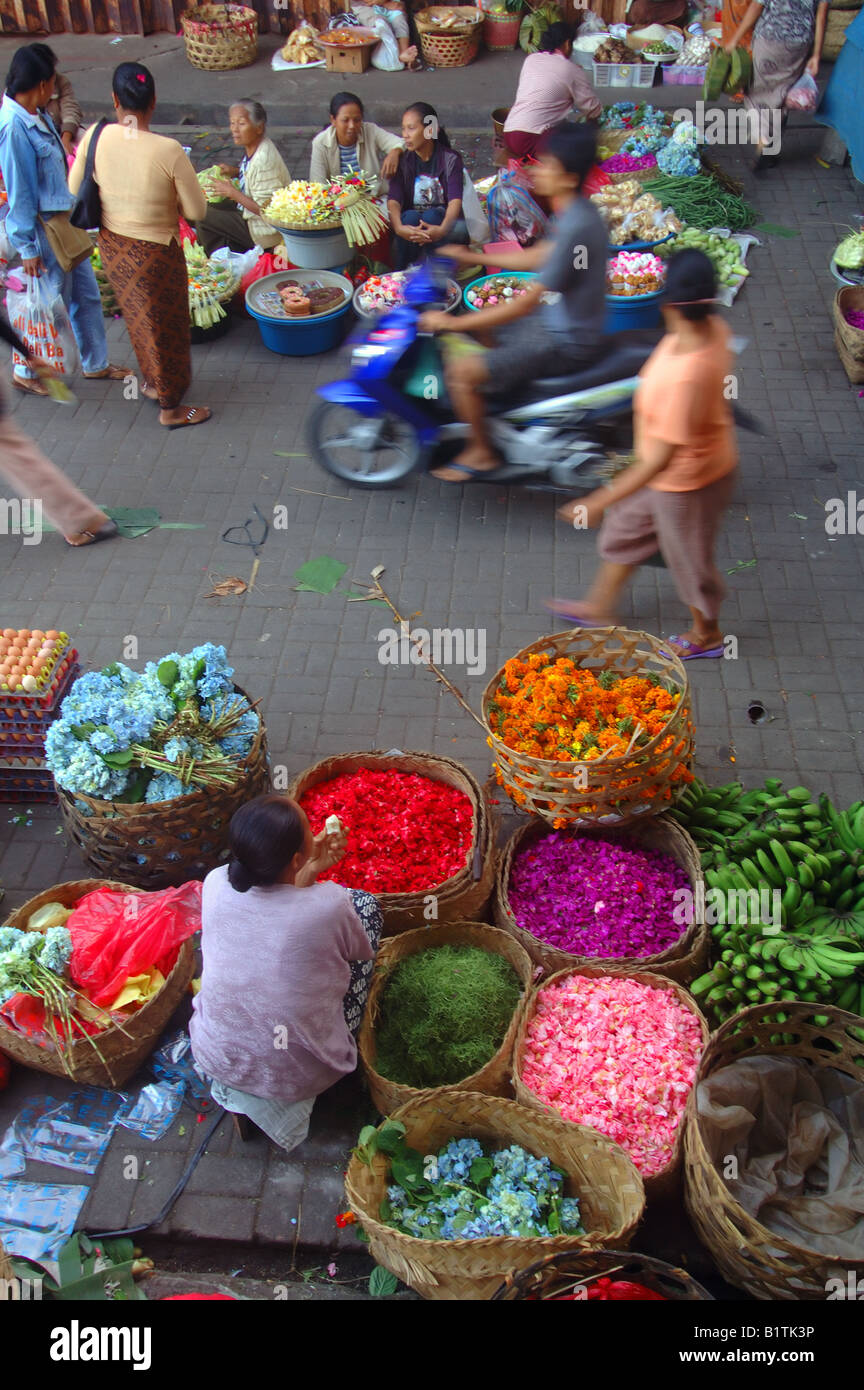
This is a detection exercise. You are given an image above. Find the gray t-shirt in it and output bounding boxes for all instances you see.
[538,195,608,341]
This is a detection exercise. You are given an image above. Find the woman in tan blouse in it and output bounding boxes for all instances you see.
[70,62,210,429]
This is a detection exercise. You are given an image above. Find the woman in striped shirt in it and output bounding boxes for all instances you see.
[310,92,403,199]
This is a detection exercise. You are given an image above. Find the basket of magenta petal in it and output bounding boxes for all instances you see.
[0,878,198,1087]
[494,813,708,982]
[47,645,269,890]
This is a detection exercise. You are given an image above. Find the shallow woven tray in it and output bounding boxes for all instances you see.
[492,1247,714,1300]
[482,627,693,828]
[54,685,268,890]
[512,964,709,1202]
[684,1002,864,1300]
[288,750,495,934]
[1,879,195,1087]
[357,920,535,1115]
[345,1089,645,1299]
[494,813,708,982]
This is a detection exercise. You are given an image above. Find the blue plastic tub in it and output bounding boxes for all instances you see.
[604,288,663,333]
[463,271,537,310]
[245,270,354,356]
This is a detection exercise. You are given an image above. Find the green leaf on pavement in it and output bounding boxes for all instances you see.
[753,222,800,238]
[293,555,348,594]
[369,1266,399,1298]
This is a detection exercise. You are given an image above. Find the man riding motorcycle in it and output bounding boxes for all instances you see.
[418,121,608,483]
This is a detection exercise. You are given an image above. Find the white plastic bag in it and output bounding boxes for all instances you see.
[462,172,491,244]
[6,274,79,376]
[369,13,403,70]
[210,245,262,281]
[784,70,818,112]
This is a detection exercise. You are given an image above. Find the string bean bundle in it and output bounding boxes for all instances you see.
[641,173,758,231]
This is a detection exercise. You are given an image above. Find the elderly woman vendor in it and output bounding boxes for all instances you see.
[196,99,290,255]
[190,795,382,1151]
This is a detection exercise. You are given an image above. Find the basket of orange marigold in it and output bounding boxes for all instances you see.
[481,627,694,828]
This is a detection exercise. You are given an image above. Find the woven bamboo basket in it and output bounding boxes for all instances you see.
[603,165,659,185]
[1,880,196,1088]
[684,1002,864,1300]
[415,7,483,66]
[345,1089,645,1299]
[357,921,535,1115]
[494,813,708,982]
[512,965,709,1202]
[288,750,495,935]
[180,4,259,71]
[482,627,693,828]
[54,686,269,891]
[491,1247,714,1300]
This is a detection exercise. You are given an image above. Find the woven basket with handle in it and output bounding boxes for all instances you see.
[181,4,259,71]
[482,627,693,828]
[345,1089,645,1299]
[512,965,709,1202]
[1,880,196,1088]
[494,813,708,982]
[415,7,483,66]
[491,1247,714,1300]
[684,1002,864,1300]
[54,686,269,891]
[357,920,535,1115]
[288,750,495,935]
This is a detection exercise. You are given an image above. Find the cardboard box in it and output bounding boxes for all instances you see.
[320,28,378,72]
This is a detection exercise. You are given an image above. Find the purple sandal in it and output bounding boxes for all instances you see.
[665,634,725,661]
[543,599,608,629]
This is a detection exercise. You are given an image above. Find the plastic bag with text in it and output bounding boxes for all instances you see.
[67,882,202,1009]
[6,274,79,375]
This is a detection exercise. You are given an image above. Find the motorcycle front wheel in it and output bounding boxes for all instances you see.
[305,401,424,488]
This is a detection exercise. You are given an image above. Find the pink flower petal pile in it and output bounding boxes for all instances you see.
[520,974,704,1176]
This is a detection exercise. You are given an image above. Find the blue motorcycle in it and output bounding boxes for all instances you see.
[306,259,755,489]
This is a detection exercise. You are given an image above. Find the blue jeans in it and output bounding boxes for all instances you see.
[394,206,470,270]
[15,222,108,380]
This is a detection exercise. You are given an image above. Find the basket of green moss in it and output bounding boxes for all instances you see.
[358,921,535,1115]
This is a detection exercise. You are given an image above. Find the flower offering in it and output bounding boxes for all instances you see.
[509,832,690,958]
[607,251,665,296]
[520,974,704,1175]
[299,767,473,893]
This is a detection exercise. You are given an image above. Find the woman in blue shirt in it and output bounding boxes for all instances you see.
[0,45,127,397]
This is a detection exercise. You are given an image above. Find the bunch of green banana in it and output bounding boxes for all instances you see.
[691,928,864,1027]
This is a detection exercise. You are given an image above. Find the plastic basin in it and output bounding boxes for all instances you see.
[463,270,537,309]
[604,288,663,333]
[245,269,354,356]
[266,223,351,270]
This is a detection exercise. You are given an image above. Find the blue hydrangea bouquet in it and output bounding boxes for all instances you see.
[0,924,121,1071]
[45,644,260,806]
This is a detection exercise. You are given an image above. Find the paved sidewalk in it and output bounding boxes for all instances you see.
[0,124,862,1266]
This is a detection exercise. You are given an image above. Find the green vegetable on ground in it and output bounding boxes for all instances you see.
[659,226,748,287]
[374,945,522,1088]
[642,173,758,231]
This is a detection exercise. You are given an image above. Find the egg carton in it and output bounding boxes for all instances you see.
[0,632,71,690]
[0,764,56,803]
[0,731,50,755]
[0,653,79,723]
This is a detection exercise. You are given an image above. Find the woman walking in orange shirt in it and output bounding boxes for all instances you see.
[551,250,738,660]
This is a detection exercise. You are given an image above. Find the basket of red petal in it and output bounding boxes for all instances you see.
[513,968,708,1199]
[832,285,864,384]
[345,1088,645,1300]
[0,879,199,1087]
[494,814,708,982]
[357,921,534,1115]
[492,1247,714,1299]
[482,628,693,828]
[290,750,495,934]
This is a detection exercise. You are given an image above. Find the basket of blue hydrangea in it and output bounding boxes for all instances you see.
[345,1090,645,1300]
[47,645,269,889]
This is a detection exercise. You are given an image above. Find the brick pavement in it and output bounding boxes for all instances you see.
[0,123,862,1262]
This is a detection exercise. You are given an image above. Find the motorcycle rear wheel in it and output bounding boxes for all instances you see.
[305,401,423,489]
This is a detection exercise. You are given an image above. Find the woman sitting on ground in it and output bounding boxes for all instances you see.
[190,795,382,1153]
[504,22,602,162]
[196,100,291,255]
[310,91,403,198]
[388,102,469,270]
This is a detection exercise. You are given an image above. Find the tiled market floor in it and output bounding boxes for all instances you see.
[0,120,862,1268]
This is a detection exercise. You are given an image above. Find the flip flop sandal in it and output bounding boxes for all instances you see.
[433,461,501,483]
[665,634,725,660]
[12,374,49,397]
[542,600,609,629]
[162,407,212,430]
[83,364,130,380]
[65,520,120,548]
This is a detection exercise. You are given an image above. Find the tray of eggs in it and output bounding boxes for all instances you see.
[0,629,69,694]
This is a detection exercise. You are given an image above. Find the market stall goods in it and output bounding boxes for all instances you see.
[482,628,694,827]
[492,1248,714,1300]
[642,173,758,231]
[1,880,196,1087]
[345,1089,645,1300]
[358,921,533,1114]
[266,177,387,248]
[281,24,320,63]
[514,969,707,1191]
[465,274,534,307]
[196,166,241,202]
[288,751,495,932]
[355,270,460,317]
[0,629,69,694]
[495,815,707,981]
[684,1003,864,1300]
[606,251,665,295]
[590,182,681,247]
[185,241,238,330]
[658,226,747,288]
